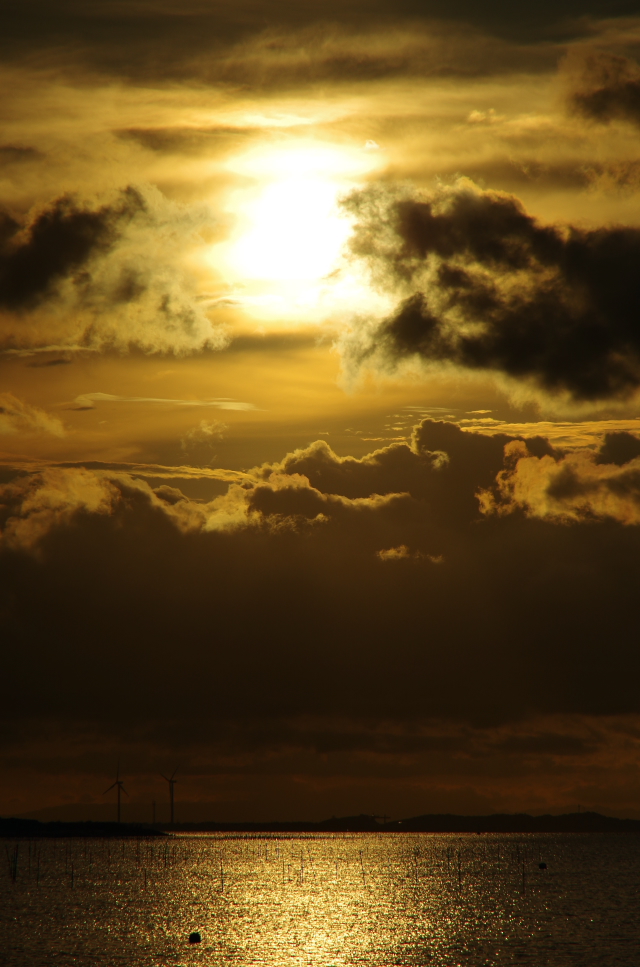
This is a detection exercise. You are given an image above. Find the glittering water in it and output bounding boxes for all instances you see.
[2,832,640,965]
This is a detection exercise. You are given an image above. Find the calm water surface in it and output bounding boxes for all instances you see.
[2,832,639,966]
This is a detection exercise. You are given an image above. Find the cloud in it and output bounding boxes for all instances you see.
[3,419,640,813]
[24,459,249,484]
[0,392,65,437]
[181,419,228,454]
[0,4,587,87]
[0,191,132,312]
[0,144,42,164]
[71,393,255,411]
[564,49,640,127]
[340,179,640,401]
[376,544,437,561]
[1,345,99,358]
[0,185,226,355]
[482,435,640,524]
[595,430,640,465]
[0,467,117,550]
[114,124,258,154]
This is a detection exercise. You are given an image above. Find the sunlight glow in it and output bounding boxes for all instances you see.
[232,175,349,282]
[210,141,382,319]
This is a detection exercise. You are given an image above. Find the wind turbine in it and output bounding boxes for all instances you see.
[161,768,178,825]
[103,763,128,823]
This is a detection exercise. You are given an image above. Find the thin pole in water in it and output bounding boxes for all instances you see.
[5,844,18,883]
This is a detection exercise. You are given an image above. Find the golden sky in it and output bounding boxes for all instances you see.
[3,0,640,822]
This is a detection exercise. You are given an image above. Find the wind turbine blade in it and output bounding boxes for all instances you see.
[171,766,179,779]
[121,785,130,797]
[160,774,169,783]
[103,783,116,794]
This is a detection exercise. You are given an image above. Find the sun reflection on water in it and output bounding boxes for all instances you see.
[2,832,640,966]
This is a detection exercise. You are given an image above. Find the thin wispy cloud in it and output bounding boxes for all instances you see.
[0,392,65,437]
[72,392,257,411]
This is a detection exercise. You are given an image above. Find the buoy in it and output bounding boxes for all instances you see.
[538,862,547,870]
[189,932,202,944]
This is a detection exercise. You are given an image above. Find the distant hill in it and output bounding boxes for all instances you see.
[386,812,640,833]
[4,811,640,837]
[162,811,640,834]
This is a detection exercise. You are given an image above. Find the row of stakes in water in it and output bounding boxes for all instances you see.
[4,838,550,896]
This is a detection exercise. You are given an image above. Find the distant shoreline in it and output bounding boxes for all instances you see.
[0,819,165,838]
[3,811,640,837]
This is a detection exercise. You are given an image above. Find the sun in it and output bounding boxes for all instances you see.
[230,175,348,283]
[211,140,381,318]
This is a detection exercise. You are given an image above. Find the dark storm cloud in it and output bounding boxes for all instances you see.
[565,49,640,127]
[2,419,640,734]
[200,26,560,90]
[595,430,640,465]
[0,185,225,353]
[1,0,636,86]
[341,180,640,401]
[0,188,143,311]
[4,419,640,812]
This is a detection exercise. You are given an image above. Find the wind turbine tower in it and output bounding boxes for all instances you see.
[104,764,128,823]
[161,768,178,825]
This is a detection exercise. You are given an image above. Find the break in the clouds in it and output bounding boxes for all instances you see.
[0,185,225,355]
[340,179,640,401]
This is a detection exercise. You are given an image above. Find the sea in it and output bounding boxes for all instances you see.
[1,832,639,966]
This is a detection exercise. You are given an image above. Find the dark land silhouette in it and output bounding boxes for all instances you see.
[4,812,640,837]
[0,818,165,838]
[159,812,640,833]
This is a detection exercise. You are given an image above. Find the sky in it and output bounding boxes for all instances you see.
[3,0,640,823]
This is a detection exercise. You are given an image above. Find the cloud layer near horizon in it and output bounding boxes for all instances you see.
[3,420,640,814]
